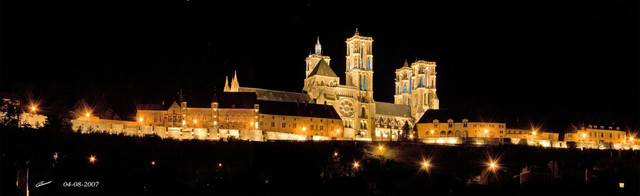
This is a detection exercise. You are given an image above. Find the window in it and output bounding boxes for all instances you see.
[311,125,314,130]
[448,120,453,128]
[320,126,323,130]
[271,122,275,127]
[293,123,296,128]
[282,123,286,128]
[321,119,323,122]
[609,133,612,138]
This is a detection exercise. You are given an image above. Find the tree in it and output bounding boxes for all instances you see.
[1,99,22,127]
[398,121,411,142]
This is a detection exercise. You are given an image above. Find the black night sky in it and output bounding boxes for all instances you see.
[1,0,638,130]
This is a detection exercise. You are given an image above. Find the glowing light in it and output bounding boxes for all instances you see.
[30,106,36,112]
[334,152,338,156]
[302,127,307,131]
[182,120,186,126]
[139,117,144,122]
[489,162,497,170]
[619,182,625,188]
[255,123,258,129]
[582,133,587,138]
[378,145,384,150]
[218,163,222,167]
[151,161,156,166]
[353,162,359,168]
[213,121,217,125]
[89,155,96,163]
[532,131,537,136]
[194,120,197,124]
[250,122,254,126]
[409,135,414,139]
[85,112,90,117]
[336,129,341,133]
[422,161,429,168]
[430,130,434,134]
[630,137,634,141]
[484,129,489,134]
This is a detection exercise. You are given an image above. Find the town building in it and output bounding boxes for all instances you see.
[564,125,636,149]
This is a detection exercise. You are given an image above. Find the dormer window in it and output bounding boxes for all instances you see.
[463,119,468,128]
[448,119,453,128]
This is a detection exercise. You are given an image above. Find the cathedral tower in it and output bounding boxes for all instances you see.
[344,29,375,137]
[394,60,439,122]
[345,28,374,94]
[305,37,331,78]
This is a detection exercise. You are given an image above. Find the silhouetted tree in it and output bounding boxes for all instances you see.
[1,99,22,127]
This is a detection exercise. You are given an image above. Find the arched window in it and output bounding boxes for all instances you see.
[363,76,366,90]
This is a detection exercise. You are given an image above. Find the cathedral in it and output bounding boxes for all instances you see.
[225,29,439,140]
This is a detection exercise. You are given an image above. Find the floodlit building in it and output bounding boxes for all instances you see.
[415,109,506,144]
[415,109,563,146]
[225,29,437,141]
[564,125,637,149]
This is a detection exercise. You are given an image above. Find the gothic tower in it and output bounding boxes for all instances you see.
[305,37,331,78]
[394,60,439,122]
[344,28,375,137]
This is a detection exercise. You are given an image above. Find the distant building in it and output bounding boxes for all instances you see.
[415,109,506,144]
[415,109,563,146]
[564,125,636,149]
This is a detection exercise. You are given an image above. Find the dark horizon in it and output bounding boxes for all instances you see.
[1,0,638,130]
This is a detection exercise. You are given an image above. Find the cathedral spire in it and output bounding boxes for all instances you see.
[223,76,230,92]
[315,36,322,55]
[354,28,359,36]
[230,71,239,92]
[403,59,409,67]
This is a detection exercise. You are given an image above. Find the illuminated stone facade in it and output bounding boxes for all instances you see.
[299,29,428,140]
[564,125,637,149]
[394,59,439,121]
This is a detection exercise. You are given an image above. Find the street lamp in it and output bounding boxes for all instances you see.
[89,155,96,164]
[353,162,359,168]
[489,161,497,171]
[422,161,430,168]
[30,106,37,113]
[378,145,384,151]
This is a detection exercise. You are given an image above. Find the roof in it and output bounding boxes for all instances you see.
[136,104,170,110]
[217,92,257,108]
[375,102,412,118]
[237,87,310,103]
[417,109,506,123]
[308,59,338,77]
[258,100,341,119]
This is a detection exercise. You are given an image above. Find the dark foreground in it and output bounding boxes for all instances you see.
[1,125,638,195]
